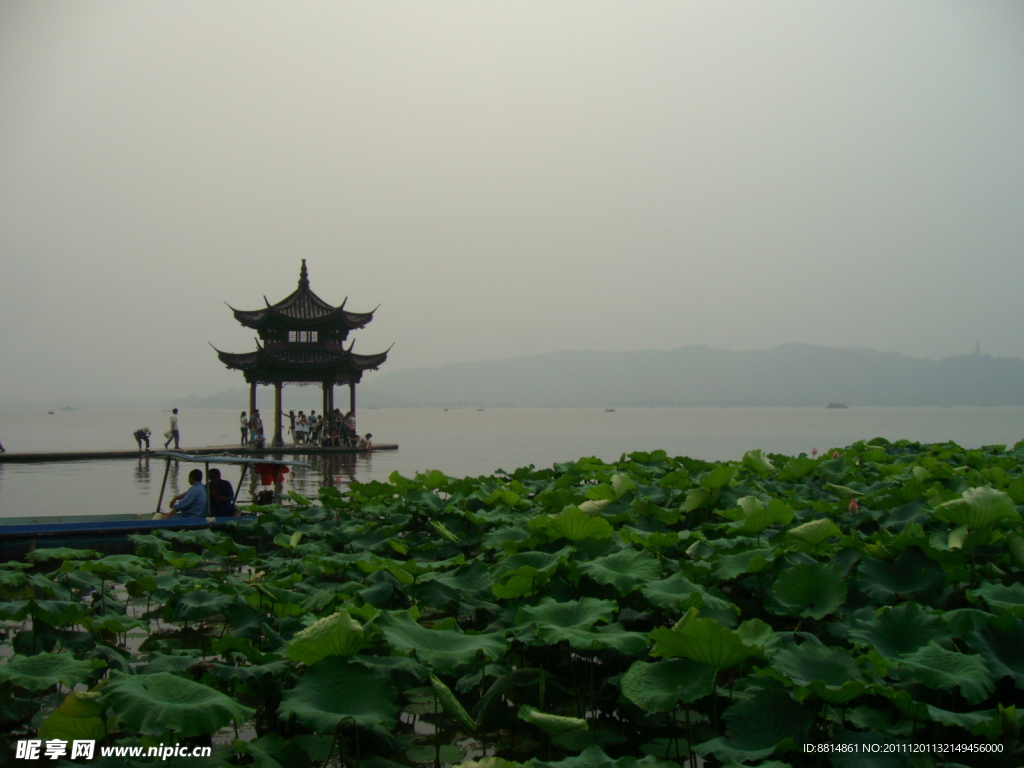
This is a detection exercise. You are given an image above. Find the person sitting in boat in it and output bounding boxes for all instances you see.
[133,427,151,452]
[208,467,238,517]
[164,469,207,519]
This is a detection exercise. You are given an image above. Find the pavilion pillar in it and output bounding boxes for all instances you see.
[272,382,284,447]
[249,381,257,416]
[322,381,330,416]
[349,382,356,416]
[328,382,335,413]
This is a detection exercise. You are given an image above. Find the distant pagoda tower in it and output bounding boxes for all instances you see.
[213,260,391,447]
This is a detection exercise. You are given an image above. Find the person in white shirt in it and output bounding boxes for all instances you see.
[164,408,180,449]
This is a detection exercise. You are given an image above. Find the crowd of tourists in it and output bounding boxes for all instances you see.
[239,409,372,450]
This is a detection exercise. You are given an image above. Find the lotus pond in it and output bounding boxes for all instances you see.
[2,438,1023,768]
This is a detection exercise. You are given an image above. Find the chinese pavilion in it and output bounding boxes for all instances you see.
[213,260,391,447]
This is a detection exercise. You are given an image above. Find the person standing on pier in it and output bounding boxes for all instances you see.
[133,427,151,452]
[164,408,180,450]
[240,411,249,446]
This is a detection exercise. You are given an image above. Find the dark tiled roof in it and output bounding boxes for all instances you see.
[216,345,389,374]
[230,260,376,330]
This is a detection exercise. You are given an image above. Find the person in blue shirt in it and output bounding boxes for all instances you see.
[208,468,237,517]
[164,469,207,519]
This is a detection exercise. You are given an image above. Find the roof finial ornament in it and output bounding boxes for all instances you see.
[298,259,309,290]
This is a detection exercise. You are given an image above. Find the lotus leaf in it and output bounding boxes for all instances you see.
[966,581,1024,615]
[242,732,314,768]
[847,602,950,657]
[772,562,847,619]
[650,617,762,669]
[742,449,774,474]
[966,613,1024,687]
[621,658,716,711]
[577,549,662,594]
[934,486,1020,529]
[694,688,810,762]
[786,518,842,549]
[531,506,614,542]
[518,704,588,736]
[37,690,106,742]
[431,673,476,732]
[0,652,100,691]
[287,609,366,664]
[770,643,865,704]
[377,611,507,674]
[106,671,255,736]
[856,546,945,603]
[279,657,398,732]
[889,641,996,704]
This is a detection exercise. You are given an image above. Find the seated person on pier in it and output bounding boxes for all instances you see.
[357,432,373,451]
[208,468,238,517]
[164,469,207,519]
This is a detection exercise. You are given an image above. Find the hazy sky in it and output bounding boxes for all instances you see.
[2,2,1023,402]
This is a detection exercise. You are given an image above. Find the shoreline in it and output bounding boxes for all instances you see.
[0,443,398,464]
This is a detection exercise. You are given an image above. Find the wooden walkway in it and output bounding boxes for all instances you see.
[0,443,397,464]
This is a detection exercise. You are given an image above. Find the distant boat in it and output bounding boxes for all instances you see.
[826,403,848,409]
[48,410,55,415]
[443,408,448,411]
[476,408,484,411]
[605,408,616,412]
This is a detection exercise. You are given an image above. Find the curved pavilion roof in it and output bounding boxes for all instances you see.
[229,260,377,332]
[213,341,391,385]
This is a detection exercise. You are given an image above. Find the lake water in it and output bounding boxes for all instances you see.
[2,406,1023,518]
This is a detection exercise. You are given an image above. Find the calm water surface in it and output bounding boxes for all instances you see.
[1,407,1023,518]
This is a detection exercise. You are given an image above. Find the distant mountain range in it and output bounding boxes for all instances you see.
[365,344,1024,408]
[3,344,1021,410]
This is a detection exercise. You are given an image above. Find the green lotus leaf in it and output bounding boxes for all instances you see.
[856,546,945,604]
[173,589,236,621]
[772,562,847,619]
[966,581,1024,615]
[650,617,763,670]
[577,549,662,594]
[531,506,614,542]
[742,449,774,474]
[431,673,476,732]
[1002,532,1024,572]
[966,613,1024,687]
[241,732,314,768]
[823,483,863,499]
[518,704,588,736]
[286,609,366,665]
[0,652,100,691]
[641,572,739,622]
[778,456,816,481]
[453,758,524,768]
[786,518,842,549]
[27,548,101,562]
[534,622,649,655]
[683,488,712,511]
[621,658,716,711]
[889,642,996,705]
[0,601,29,621]
[701,464,737,490]
[934,486,1020,529]
[770,643,865,704]
[106,671,255,736]
[694,688,811,762]
[734,618,779,651]
[37,691,106,743]
[518,596,617,633]
[377,611,507,674]
[709,547,776,580]
[492,565,550,599]
[279,657,398,732]
[847,602,950,658]
[32,600,87,628]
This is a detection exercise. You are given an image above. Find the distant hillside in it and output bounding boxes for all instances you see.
[362,344,1024,408]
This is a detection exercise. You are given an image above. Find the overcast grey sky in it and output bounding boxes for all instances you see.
[2,2,1023,402]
